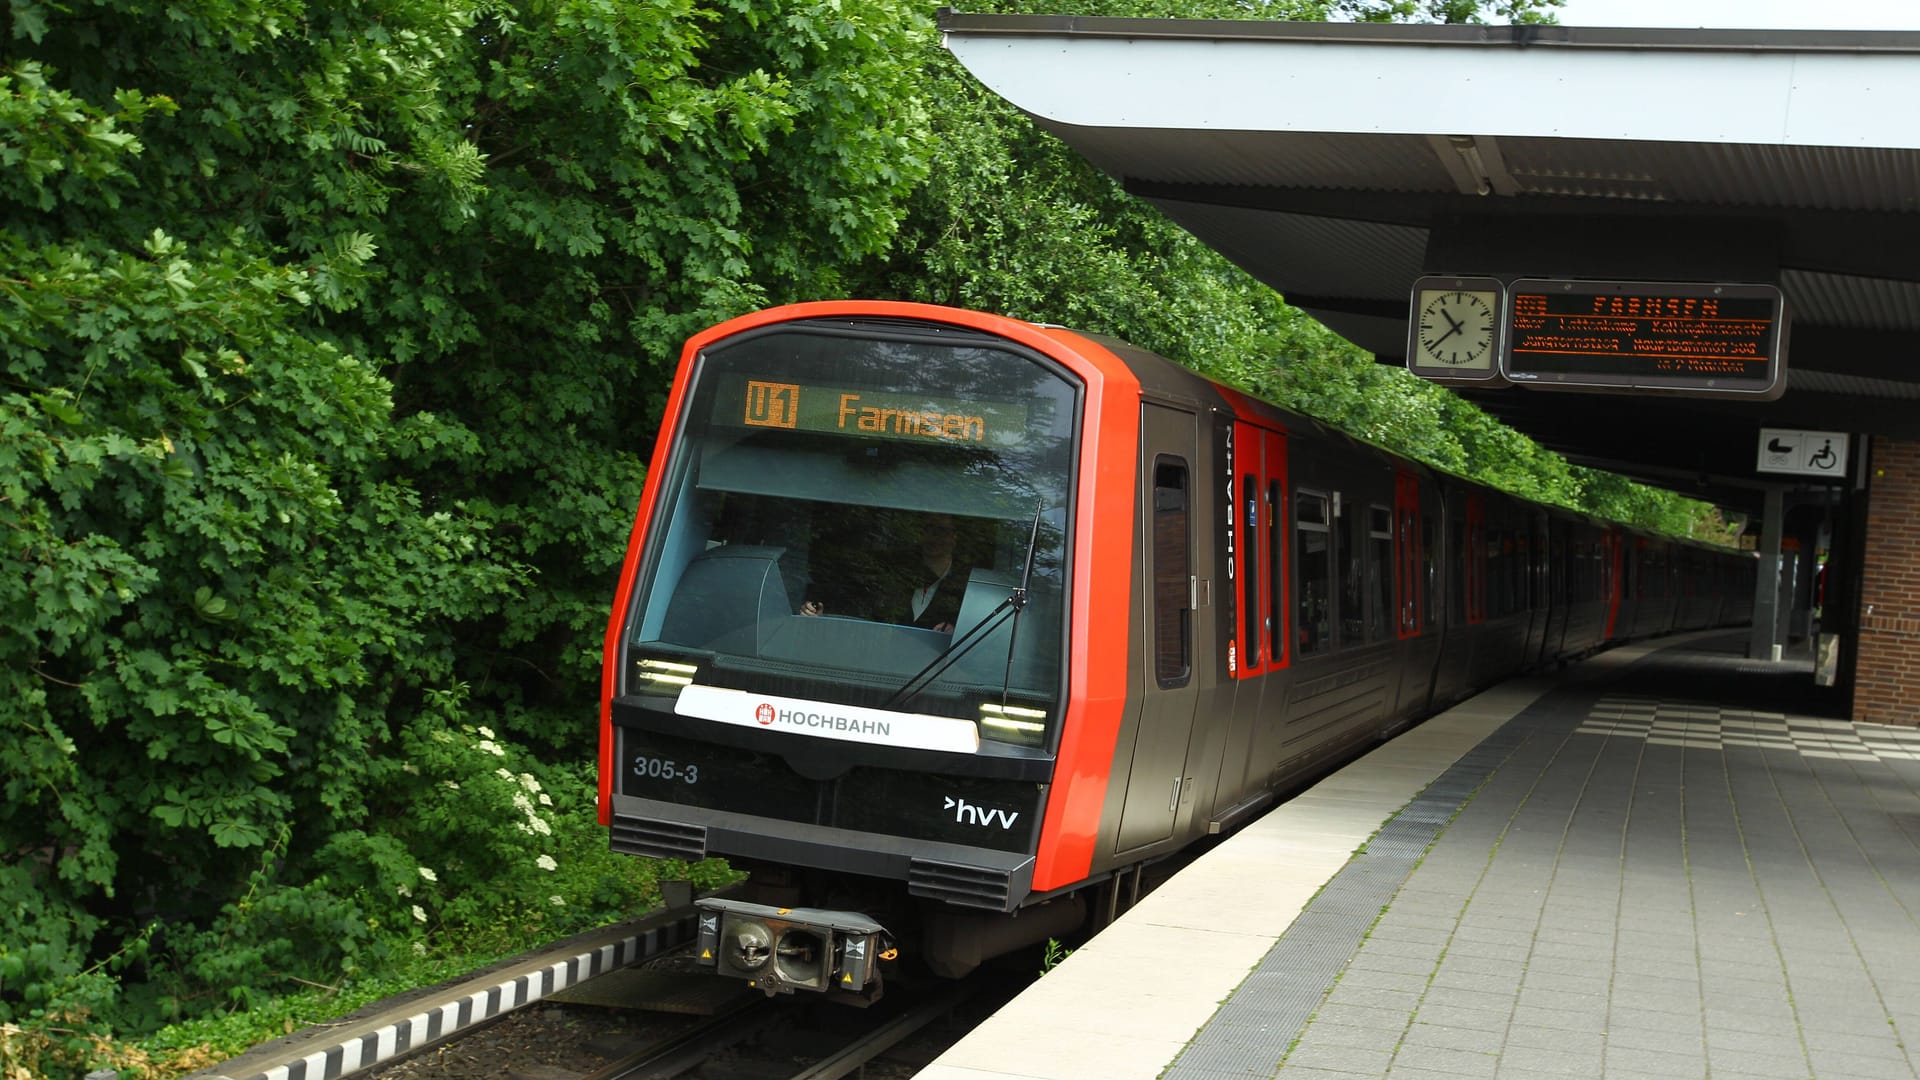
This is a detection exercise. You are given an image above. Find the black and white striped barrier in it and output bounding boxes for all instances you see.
[192,909,696,1080]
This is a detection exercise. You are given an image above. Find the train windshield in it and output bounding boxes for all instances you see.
[624,323,1078,750]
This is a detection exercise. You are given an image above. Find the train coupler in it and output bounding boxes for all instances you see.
[694,897,893,998]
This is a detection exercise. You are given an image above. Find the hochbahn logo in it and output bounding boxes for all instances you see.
[753,702,891,737]
[675,685,978,754]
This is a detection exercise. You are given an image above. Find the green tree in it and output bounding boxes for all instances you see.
[1,57,528,1028]
[3,0,930,1041]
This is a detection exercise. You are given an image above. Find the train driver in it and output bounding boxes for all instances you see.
[800,511,971,634]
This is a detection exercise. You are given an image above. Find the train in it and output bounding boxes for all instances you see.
[597,300,1754,999]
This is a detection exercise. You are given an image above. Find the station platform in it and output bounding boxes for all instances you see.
[920,632,1920,1080]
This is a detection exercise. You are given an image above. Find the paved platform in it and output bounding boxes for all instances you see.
[922,632,1920,1080]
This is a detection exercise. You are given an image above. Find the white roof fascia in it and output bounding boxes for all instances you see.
[943,29,1920,149]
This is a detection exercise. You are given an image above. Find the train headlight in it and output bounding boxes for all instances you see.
[631,658,697,693]
[978,702,1047,747]
[723,920,773,973]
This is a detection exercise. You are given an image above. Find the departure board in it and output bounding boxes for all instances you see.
[1501,280,1786,399]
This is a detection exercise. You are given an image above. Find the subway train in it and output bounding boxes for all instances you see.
[597,301,1753,998]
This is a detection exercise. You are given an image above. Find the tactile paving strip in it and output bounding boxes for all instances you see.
[1576,695,1920,761]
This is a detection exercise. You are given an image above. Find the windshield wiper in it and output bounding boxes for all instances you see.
[998,500,1044,710]
[883,500,1044,714]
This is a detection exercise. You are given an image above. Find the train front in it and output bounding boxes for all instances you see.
[599,304,1122,998]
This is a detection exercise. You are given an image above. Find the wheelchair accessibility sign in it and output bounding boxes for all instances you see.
[1756,428,1848,479]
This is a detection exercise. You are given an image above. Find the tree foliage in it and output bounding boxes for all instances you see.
[2,0,927,1050]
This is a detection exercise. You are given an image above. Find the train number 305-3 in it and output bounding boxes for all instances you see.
[632,757,701,785]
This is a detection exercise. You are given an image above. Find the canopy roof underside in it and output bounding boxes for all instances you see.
[941,14,1920,515]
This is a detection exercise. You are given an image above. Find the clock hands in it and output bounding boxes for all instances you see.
[1427,306,1467,347]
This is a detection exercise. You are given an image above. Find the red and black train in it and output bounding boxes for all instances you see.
[598,301,1751,997]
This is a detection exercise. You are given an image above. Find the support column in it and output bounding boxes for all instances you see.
[1855,436,1920,726]
[1748,486,1784,661]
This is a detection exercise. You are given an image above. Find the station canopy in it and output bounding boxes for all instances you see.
[939,13,1920,516]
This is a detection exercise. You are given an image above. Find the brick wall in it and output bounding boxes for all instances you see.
[1856,436,1920,726]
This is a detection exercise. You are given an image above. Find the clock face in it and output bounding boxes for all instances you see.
[1416,289,1496,369]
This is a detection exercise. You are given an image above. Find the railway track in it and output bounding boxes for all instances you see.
[190,903,1025,1080]
[574,979,1001,1080]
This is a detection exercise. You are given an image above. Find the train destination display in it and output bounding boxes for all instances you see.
[719,374,1034,446]
[1500,280,1786,398]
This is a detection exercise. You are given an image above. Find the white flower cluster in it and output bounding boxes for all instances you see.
[518,772,555,807]
[510,790,553,836]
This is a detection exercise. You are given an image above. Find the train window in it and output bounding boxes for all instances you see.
[1422,513,1437,629]
[1449,516,1467,623]
[1529,522,1545,610]
[1397,507,1416,636]
[1336,496,1363,647]
[1270,481,1286,664]
[1467,511,1486,623]
[1153,459,1192,688]
[1484,526,1500,617]
[1492,528,1516,618]
[1295,492,1330,655]
[626,326,1078,745]
[1368,505,1392,642]
[1242,475,1261,668]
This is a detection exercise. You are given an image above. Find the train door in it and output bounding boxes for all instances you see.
[1117,403,1203,854]
[1232,425,1289,678]
[1604,526,1626,642]
[1212,423,1288,822]
[1542,517,1571,659]
[1389,471,1434,724]
[1465,494,1487,626]
[1395,472,1421,640]
[1524,512,1549,664]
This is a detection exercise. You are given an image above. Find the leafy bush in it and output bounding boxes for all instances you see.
[4,0,921,1057]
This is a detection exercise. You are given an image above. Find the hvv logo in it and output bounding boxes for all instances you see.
[945,796,1021,830]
